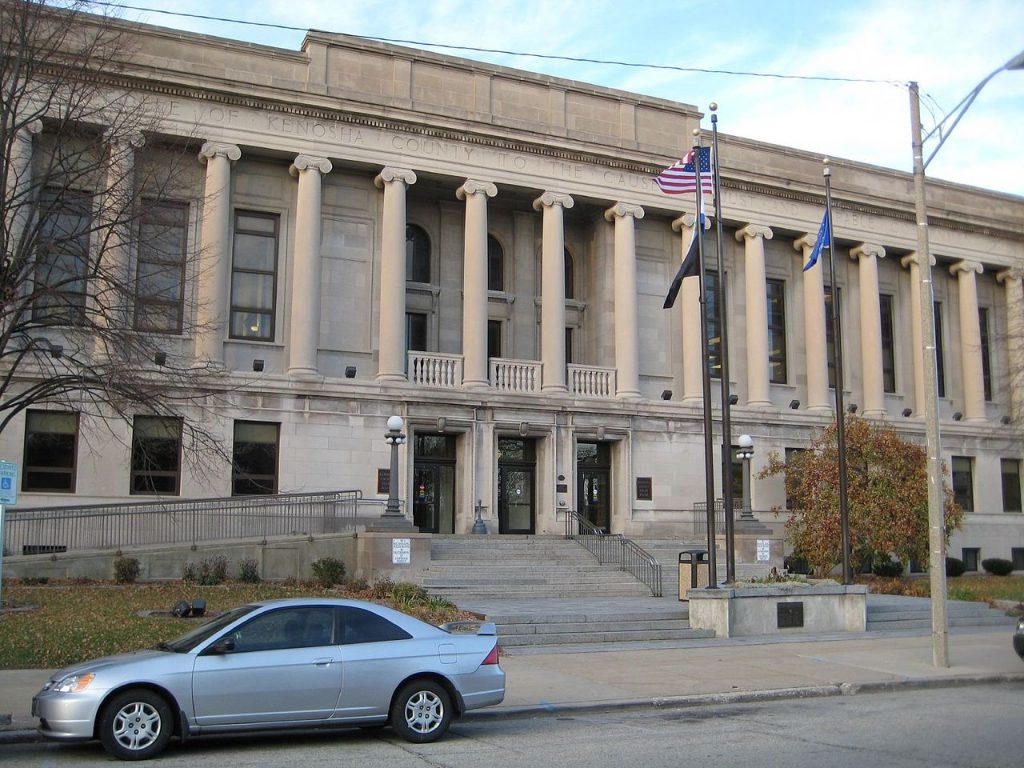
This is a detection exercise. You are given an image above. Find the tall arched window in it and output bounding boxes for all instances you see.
[564,248,575,299]
[487,234,504,292]
[406,224,431,283]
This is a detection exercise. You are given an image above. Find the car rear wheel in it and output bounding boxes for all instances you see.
[389,680,452,743]
[99,688,174,760]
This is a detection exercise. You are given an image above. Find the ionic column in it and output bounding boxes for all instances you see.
[794,233,830,412]
[533,191,574,392]
[997,268,1024,423]
[736,224,773,406]
[605,202,644,398]
[900,252,934,418]
[950,259,986,421]
[194,142,241,368]
[4,119,42,261]
[457,179,498,388]
[288,154,333,378]
[374,167,417,381]
[851,243,886,417]
[672,213,706,402]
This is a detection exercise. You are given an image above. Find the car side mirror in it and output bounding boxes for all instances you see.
[208,637,236,654]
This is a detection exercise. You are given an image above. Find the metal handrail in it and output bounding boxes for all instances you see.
[564,509,663,597]
[693,499,726,536]
[3,490,367,555]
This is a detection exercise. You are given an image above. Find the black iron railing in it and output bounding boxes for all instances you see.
[3,490,366,555]
[564,509,663,597]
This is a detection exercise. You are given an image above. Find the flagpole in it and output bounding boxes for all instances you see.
[710,105,735,584]
[694,135,718,589]
[824,161,853,584]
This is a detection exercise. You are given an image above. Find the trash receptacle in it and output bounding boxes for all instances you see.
[678,549,709,601]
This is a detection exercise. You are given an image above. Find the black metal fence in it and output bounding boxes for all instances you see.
[3,490,365,555]
[692,499,726,537]
[563,509,663,597]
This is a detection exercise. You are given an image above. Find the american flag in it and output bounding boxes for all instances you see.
[653,147,713,196]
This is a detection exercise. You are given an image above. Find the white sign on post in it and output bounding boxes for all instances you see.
[756,539,771,562]
[0,460,19,611]
[392,537,411,565]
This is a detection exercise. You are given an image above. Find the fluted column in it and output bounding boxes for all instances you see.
[194,141,241,368]
[900,252,934,418]
[673,213,705,402]
[951,259,986,421]
[794,233,830,412]
[288,154,333,378]
[998,268,1024,423]
[533,191,574,392]
[457,179,498,388]
[605,202,644,398]
[4,119,42,262]
[736,224,773,406]
[851,243,886,417]
[374,167,417,381]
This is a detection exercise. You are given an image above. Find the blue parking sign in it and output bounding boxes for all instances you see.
[0,460,18,505]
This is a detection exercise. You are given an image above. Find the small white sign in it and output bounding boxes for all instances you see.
[0,460,18,506]
[392,537,411,565]
[756,539,771,562]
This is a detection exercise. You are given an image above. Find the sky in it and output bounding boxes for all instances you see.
[97,0,1024,197]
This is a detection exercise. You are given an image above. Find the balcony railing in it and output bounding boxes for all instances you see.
[409,352,463,389]
[568,364,616,398]
[490,357,542,393]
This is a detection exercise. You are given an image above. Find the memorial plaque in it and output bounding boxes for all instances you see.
[636,477,653,501]
[777,601,804,628]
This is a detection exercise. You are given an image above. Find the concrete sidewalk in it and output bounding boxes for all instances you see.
[3,625,1023,745]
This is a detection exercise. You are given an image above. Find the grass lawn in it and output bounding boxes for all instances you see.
[0,581,472,670]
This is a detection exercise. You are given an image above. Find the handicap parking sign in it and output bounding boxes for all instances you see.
[0,460,18,505]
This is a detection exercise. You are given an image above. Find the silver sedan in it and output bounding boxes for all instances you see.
[32,597,505,760]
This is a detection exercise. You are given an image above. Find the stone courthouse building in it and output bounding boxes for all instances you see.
[3,9,1023,570]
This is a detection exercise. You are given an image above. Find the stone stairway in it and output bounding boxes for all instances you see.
[866,595,1018,632]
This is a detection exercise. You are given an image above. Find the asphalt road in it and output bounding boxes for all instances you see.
[4,683,1022,767]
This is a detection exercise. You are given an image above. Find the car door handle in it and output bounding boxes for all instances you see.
[313,657,334,667]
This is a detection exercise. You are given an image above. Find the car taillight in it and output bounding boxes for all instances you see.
[481,644,500,665]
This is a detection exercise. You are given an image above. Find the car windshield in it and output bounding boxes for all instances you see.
[161,605,259,652]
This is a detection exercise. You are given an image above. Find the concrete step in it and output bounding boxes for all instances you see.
[498,627,715,647]
[498,618,692,635]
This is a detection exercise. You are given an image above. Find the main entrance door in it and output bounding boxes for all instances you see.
[413,434,456,534]
[577,441,610,532]
[497,437,535,534]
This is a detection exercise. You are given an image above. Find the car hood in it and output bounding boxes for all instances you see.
[50,648,181,682]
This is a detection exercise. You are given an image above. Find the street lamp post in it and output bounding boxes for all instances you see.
[384,415,407,518]
[909,48,1024,668]
[736,434,755,520]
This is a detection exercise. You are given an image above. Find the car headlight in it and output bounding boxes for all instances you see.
[53,673,95,693]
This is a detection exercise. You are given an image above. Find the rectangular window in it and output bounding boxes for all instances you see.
[766,279,787,384]
[564,327,573,365]
[962,547,980,572]
[880,294,896,393]
[22,410,79,492]
[825,285,841,389]
[33,190,92,324]
[1012,548,1024,571]
[406,312,427,352]
[232,421,279,495]
[784,447,805,511]
[706,271,722,379]
[952,456,974,512]
[934,302,946,398]
[979,307,992,401]
[1001,458,1022,513]
[134,201,187,333]
[130,416,182,495]
[488,319,503,359]
[229,211,278,340]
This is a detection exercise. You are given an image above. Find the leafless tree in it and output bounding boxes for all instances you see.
[1,0,225,463]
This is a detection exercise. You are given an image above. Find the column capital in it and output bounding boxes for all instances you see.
[106,129,145,149]
[290,154,332,176]
[456,179,497,200]
[793,232,817,252]
[900,252,935,269]
[199,141,241,163]
[735,223,773,242]
[950,259,983,277]
[604,202,644,222]
[532,191,574,211]
[374,166,417,188]
[850,243,886,261]
[18,119,43,137]
[672,212,710,232]
[997,267,1023,284]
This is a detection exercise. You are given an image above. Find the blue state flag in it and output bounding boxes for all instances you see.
[803,212,830,272]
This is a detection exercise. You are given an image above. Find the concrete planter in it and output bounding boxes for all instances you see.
[687,583,867,638]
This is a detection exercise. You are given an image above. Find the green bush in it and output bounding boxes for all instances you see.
[181,562,197,582]
[784,554,810,575]
[982,558,1014,576]
[183,557,228,585]
[347,577,369,592]
[945,556,966,577]
[237,558,261,583]
[113,557,141,584]
[370,576,395,599]
[311,557,346,586]
[390,582,428,604]
[872,557,904,578]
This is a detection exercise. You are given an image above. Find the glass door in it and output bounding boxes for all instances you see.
[577,441,611,532]
[497,438,535,534]
[413,435,456,534]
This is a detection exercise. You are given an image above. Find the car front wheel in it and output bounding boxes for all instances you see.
[99,688,174,760]
[390,680,452,743]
